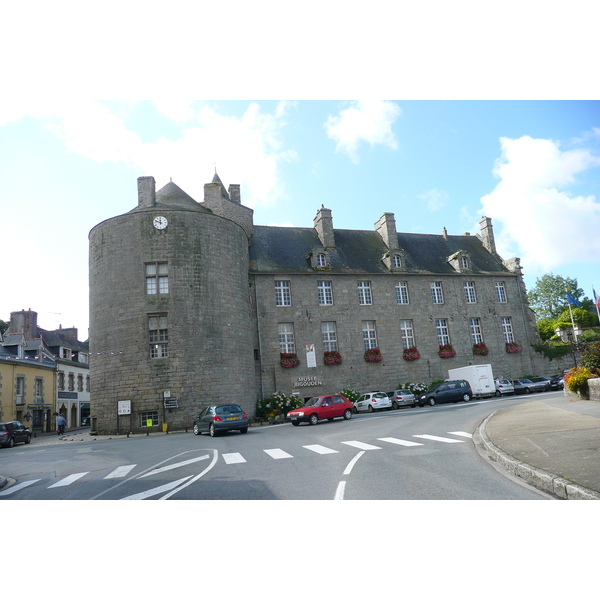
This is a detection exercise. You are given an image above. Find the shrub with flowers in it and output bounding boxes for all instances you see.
[324,351,343,365]
[564,367,597,394]
[364,348,383,362]
[403,347,420,361]
[340,388,361,403]
[256,391,303,419]
[438,344,456,359]
[280,353,300,368]
[473,343,489,356]
[401,381,428,395]
[505,342,521,353]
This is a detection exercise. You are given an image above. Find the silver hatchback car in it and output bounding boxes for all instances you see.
[193,404,249,437]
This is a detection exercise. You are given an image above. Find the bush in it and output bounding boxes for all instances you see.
[256,391,303,418]
[340,388,360,403]
[581,341,600,372]
[564,367,597,393]
[401,381,429,395]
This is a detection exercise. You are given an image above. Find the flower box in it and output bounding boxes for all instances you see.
[403,347,420,361]
[438,344,456,359]
[473,343,489,356]
[280,353,300,368]
[364,348,383,363]
[324,351,343,365]
[505,342,521,353]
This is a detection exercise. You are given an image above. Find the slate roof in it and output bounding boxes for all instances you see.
[130,181,212,213]
[249,226,510,275]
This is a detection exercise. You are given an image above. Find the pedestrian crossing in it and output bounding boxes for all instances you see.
[0,431,472,497]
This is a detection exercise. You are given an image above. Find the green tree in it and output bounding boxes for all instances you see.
[557,307,599,328]
[581,342,600,372]
[0,319,8,334]
[536,318,557,341]
[527,273,588,320]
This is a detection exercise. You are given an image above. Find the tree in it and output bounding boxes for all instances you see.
[527,273,588,320]
[557,307,599,328]
[0,319,8,335]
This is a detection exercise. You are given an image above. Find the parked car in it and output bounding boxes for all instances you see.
[388,389,416,409]
[512,378,546,394]
[193,404,249,437]
[549,375,565,390]
[0,421,31,448]
[287,394,353,426]
[494,378,515,396]
[354,392,393,413]
[417,380,472,407]
[529,376,552,391]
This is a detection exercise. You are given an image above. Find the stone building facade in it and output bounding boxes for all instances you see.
[89,173,554,434]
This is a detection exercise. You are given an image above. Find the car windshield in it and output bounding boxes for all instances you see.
[215,405,243,415]
[305,397,323,407]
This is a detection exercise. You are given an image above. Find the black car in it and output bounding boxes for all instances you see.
[0,421,31,448]
[193,404,249,437]
[417,380,472,407]
[549,375,565,390]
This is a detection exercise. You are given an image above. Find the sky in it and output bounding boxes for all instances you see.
[1,99,598,336]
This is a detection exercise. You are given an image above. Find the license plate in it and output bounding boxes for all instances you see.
[227,416,239,420]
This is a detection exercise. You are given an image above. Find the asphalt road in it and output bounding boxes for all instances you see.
[0,393,558,500]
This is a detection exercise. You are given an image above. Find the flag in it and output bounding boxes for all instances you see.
[566,291,581,307]
[593,287,600,309]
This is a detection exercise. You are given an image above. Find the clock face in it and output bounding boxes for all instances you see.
[153,216,168,229]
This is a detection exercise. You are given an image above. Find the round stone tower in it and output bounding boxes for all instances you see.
[89,175,256,434]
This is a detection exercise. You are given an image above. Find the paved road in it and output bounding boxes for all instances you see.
[0,394,554,500]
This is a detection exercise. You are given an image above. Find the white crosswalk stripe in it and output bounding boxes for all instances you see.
[378,437,424,447]
[138,455,209,478]
[223,452,246,464]
[104,465,136,479]
[48,472,89,488]
[303,444,339,454]
[413,434,464,444]
[264,448,294,459]
[448,431,472,438]
[341,441,382,450]
[0,479,41,496]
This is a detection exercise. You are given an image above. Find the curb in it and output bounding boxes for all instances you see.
[475,411,600,500]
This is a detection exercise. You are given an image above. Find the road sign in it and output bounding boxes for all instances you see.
[118,400,132,415]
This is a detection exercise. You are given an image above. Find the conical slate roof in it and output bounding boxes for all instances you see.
[156,181,200,208]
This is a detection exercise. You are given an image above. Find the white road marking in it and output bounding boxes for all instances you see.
[138,455,209,478]
[264,448,294,459]
[121,476,194,500]
[344,451,365,475]
[341,441,382,450]
[0,479,41,496]
[334,481,346,500]
[48,472,89,488]
[104,465,136,479]
[159,450,219,500]
[413,434,464,444]
[303,444,339,454]
[223,452,246,464]
[378,437,424,447]
[448,431,472,438]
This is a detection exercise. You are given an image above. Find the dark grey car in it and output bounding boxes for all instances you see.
[513,378,546,394]
[193,404,249,437]
[418,380,472,407]
[0,421,32,448]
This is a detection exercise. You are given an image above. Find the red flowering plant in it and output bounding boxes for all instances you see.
[402,347,421,361]
[364,348,383,362]
[473,343,489,356]
[280,353,300,368]
[438,344,456,359]
[324,351,343,365]
[505,342,521,353]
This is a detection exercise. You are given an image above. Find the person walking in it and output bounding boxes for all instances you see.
[57,414,66,436]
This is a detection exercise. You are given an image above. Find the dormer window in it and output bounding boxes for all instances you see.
[382,250,405,272]
[310,248,330,270]
[460,256,469,269]
[317,253,327,267]
[447,251,471,272]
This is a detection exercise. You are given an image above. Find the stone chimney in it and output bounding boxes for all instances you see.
[314,206,335,247]
[138,176,156,208]
[375,213,399,250]
[9,309,38,339]
[479,216,497,255]
[228,184,241,203]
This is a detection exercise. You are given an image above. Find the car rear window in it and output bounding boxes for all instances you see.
[215,405,243,415]
[373,393,388,399]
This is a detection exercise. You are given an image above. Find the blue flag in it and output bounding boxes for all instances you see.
[566,291,581,307]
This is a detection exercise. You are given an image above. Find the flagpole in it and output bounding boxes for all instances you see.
[593,287,600,324]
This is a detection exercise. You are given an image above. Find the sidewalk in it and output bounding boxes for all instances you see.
[475,393,600,500]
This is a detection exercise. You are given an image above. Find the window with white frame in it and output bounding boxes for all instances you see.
[68,373,75,391]
[316,253,327,267]
[495,281,507,303]
[317,281,333,305]
[501,317,515,343]
[358,281,372,305]
[362,321,378,350]
[431,281,444,304]
[460,256,469,269]
[469,318,483,344]
[149,315,169,358]
[146,262,169,294]
[395,281,409,304]
[321,322,338,352]
[278,323,296,353]
[16,377,25,403]
[435,318,450,346]
[399,319,415,349]
[275,280,291,306]
[34,378,43,400]
[58,372,65,391]
[77,374,84,392]
[392,254,402,268]
[464,281,477,303]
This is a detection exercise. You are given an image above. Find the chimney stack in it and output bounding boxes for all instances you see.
[314,206,335,247]
[138,176,156,208]
[375,213,399,250]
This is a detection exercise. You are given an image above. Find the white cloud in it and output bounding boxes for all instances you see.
[324,100,401,162]
[418,188,448,212]
[480,135,600,270]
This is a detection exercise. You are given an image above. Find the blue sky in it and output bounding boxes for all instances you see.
[1,99,598,335]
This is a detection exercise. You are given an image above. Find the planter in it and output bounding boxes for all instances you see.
[473,343,489,356]
[324,351,343,365]
[438,345,456,359]
[364,348,383,363]
[280,353,300,368]
[505,342,521,353]
[403,347,420,361]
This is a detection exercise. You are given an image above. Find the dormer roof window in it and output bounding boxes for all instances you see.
[309,248,330,270]
[382,250,405,272]
[447,251,471,272]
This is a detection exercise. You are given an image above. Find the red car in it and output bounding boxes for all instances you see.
[287,394,354,426]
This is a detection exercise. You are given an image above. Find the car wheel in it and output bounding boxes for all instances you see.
[343,409,352,420]
[209,423,217,437]
[418,402,424,408]
[368,405,374,413]
[291,421,300,426]
[25,434,31,444]
[462,394,471,402]
[495,390,501,397]
[193,424,201,436]
[8,437,14,448]
[352,406,358,414]
[428,397,436,407]
[525,387,531,394]
[309,413,319,426]
[240,427,248,434]
[392,401,399,410]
